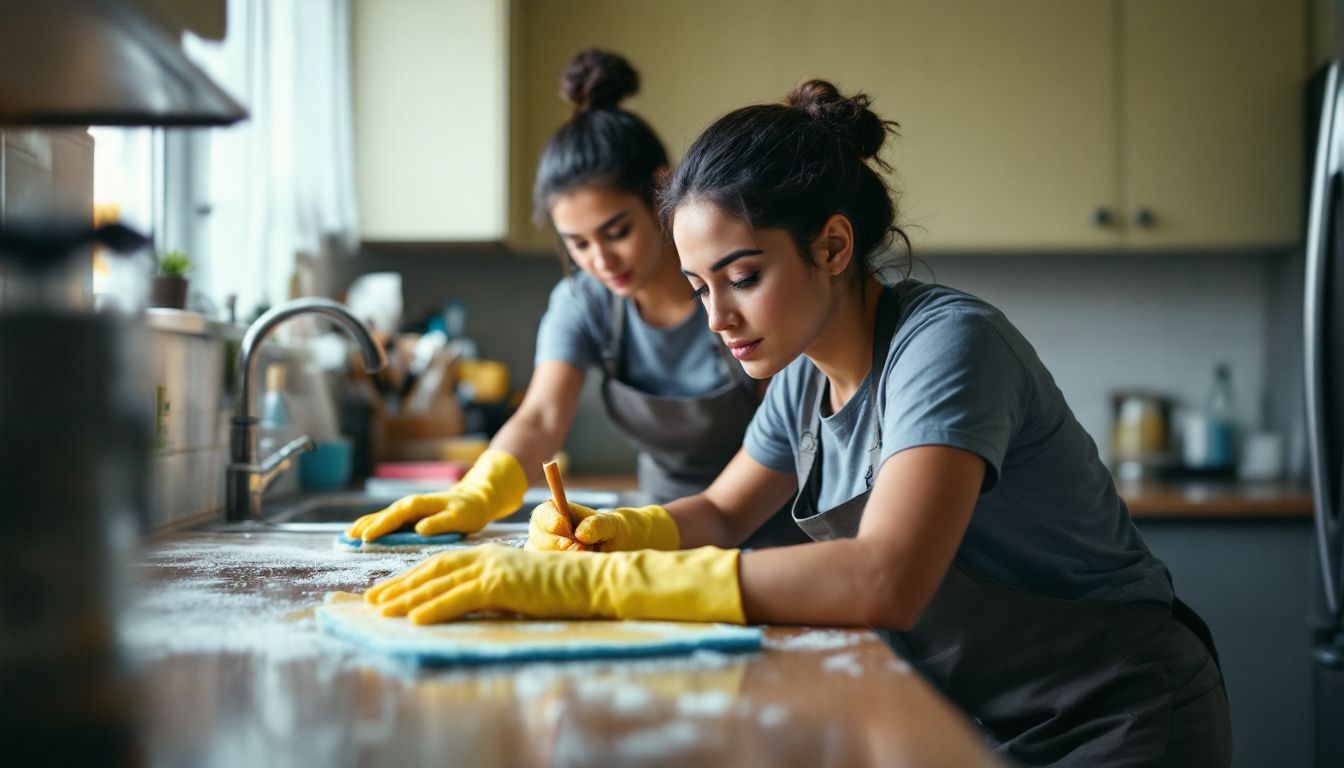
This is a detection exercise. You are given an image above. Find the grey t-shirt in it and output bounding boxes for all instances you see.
[534,272,737,396]
[745,281,1173,605]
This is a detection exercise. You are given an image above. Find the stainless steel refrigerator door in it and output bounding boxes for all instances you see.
[1305,63,1344,628]
[1305,60,1344,768]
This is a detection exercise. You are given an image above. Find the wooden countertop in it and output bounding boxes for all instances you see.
[1117,479,1313,520]
[124,527,999,767]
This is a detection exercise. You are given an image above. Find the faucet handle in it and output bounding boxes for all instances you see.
[288,434,317,455]
[258,434,315,474]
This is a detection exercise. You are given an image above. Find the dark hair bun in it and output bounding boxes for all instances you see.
[559,49,640,114]
[785,79,892,162]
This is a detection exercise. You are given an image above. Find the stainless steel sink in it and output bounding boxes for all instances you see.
[198,487,628,533]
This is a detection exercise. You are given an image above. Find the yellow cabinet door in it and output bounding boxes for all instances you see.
[788,0,1118,252]
[508,0,794,249]
[1121,0,1306,249]
[355,0,509,242]
[509,0,1117,253]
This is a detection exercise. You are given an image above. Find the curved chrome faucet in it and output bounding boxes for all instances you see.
[226,297,387,522]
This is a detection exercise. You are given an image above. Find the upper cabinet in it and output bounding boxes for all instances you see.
[360,0,1306,250]
[353,0,508,242]
[792,1,1121,251]
[877,0,1307,251]
[1120,0,1306,249]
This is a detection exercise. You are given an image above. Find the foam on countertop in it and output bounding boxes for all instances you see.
[762,629,865,652]
[121,537,429,662]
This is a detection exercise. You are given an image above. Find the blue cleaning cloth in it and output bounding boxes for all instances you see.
[317,593,763,666]
[335,531,464,552]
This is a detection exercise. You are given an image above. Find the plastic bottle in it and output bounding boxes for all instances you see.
[1204,364,1236,472]
[257,363,299,496]
[443,299,479,360]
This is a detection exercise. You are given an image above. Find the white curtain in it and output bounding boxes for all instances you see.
[182,0,358,319]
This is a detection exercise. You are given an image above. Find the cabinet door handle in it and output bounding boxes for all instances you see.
[1134,207,1156,228]
[1091,207,1113,226]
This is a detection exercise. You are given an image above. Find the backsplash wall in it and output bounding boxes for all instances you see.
[340,246,1304,479]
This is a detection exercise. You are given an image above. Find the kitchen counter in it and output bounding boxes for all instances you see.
[1117,479,1313,519]
[123,526,999,767]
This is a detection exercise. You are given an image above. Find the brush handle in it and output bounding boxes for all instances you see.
[542,460,571,525]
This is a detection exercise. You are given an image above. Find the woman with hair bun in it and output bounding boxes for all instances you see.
[348,50,800,549]
[365,79,1230,766]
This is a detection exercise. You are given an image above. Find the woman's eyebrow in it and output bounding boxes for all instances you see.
[680,248,763,278]
[556,210,630,238]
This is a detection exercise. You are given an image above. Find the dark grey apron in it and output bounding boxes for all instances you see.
[599,293,757,500]
[791,287,1231,766]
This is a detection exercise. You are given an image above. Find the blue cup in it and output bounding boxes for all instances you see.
[298,437,353,491]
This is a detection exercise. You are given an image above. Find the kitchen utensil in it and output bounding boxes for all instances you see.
[298,437,354,491]
[1238,431,1285,482]
[544,459,582,548]
[1109,390,1174,480]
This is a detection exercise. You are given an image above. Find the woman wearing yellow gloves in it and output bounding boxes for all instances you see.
[367,79,1231,765]
[349,49,796,546]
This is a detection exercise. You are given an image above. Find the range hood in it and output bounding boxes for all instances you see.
[0,0,246,127]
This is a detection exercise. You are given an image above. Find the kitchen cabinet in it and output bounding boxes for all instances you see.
[353,0,508,242]
[787,0,1119,252]
[1136,519,1314,768]
[508,0,791,251]
[509,0,1305,252]
[886,0,1305,250]
[1121,1,1306,249]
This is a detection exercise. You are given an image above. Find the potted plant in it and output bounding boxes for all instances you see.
[151,250,192,310]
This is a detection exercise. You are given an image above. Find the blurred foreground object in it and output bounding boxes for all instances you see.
[0,0,244,127]
[0,221,154,765]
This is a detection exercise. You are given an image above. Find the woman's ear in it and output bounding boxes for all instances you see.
[810,214,855,277]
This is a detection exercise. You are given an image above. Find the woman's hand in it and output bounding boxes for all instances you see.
[364,543,743,625]
[527,501,681,552]
[345,449,526,540]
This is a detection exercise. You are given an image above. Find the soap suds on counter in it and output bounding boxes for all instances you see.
[763,629,863,652]
[822,652,865,677]
[503,651,749,701]
[574,677,656,715]
[757,703,789,728]
[675,690,734,717]
[122,537,427,661]
[612,720,703,761]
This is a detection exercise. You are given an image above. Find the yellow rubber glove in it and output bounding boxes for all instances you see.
[527,501,680,552]
[364,543,744,625]
[346,449,527,541]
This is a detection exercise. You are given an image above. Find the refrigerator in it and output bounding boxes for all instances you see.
[1304,61,1344,768]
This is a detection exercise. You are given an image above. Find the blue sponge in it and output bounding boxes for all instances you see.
[334,531,464,552]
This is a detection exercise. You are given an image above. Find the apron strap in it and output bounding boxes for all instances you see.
[794,285,905,498]
[601,291,623,380]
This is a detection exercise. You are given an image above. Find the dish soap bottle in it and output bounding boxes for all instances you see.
[1204,363,1236,474]
[258,362,299,496]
